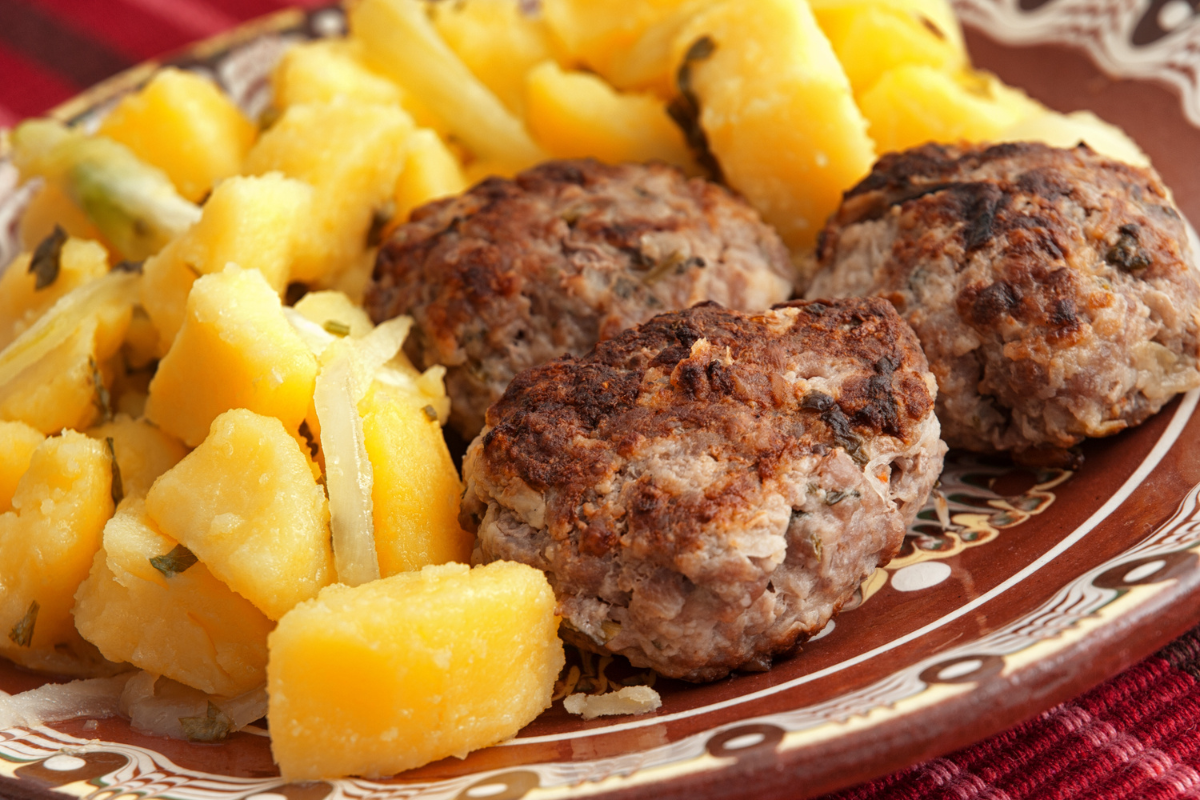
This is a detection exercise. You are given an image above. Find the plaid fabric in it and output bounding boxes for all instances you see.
[3,2,1200,798]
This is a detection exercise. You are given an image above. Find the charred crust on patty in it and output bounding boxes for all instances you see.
[808,142,1200,465]
[464,300,945,681]
[367,159,794,438]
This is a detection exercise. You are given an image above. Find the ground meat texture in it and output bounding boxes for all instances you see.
[366,159,794,438]
[807,142,1200,467]
[461,300,945,682]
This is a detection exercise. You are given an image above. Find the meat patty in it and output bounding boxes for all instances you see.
[366,159,795,438]
[461,300,945,681]
[807,142,1200,466]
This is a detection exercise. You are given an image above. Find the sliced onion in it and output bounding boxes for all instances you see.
[120,672,267,741]
[0,672,135,730]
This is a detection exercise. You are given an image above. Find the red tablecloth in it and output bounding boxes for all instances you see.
[3,1,1200,798]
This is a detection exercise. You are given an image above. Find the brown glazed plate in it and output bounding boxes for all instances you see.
[3,2,1200,799]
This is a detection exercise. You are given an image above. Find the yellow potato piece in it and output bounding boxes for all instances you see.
[813,0,966,96]
[0,432,114,675]
[145,265,317,447]
[392,129,468,224]
[0,236,109,351]
[0,421,44,514]
[244,100,414,285]
[293,290,375,339]
[18,182,106,253]
[431,0,557,117]
[87,414,187,499]
[361,383,472,576]
[350,0,545,171]
[140,173,315,354]
[144,409,334,621]
[525,61,695,170]
[96,68,256,203]
[859,65,1038,154]
[268,561,563,781]
[672,0,876,253]
[998,109,1151,168]
[74,499,273,697]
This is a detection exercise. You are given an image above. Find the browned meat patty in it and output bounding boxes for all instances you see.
[461,300,945,681]
[806,142,1200,466]
[366,158,795,438]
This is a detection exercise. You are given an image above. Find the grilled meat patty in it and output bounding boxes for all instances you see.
[807,142,1200,466]
[366,159,794,438]
[461,300,944,682]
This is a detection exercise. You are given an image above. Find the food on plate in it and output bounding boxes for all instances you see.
[73,498,274,697]
[267,561,563,781]
[0,421,43,513]
[0,234,108,351]
[463,300,945,681]
[366,158,795,437]
[806,142,1200,466]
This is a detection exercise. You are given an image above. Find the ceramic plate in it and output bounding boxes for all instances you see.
[2,3,1200,799]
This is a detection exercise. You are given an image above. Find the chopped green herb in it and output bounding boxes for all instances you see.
[150,545,199,578]
[324,319,351,337]
[667,35,723,182]
[90,357,113,422]
[179,701,233,742]
[422,404,439,422]
[1106,223,1152,272]
[9,600,39,648]
[298,420,319,459]
[824,489,860,506]
[106,436,124,507]
[29,226,67,291]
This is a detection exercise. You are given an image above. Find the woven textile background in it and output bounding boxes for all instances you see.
[3,0,1200,798]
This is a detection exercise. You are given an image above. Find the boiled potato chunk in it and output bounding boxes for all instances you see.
[96,68,257,203]
[145,265,318,447]
[0,302,131,435]
[350,0,546,171]
[525,62,694,169]
[0,432,114,674]
[293,290,375,339]
[73,499,273,697]
[18,182,105,253]
[0,421,44,513]
[144,409,334,621]
[999,109,1151,167]
[87,414,187,499]
[268,561,563,780]
[859,65,1041,154]
[672,0,875,253]
[244,101,413,285]
[141,173,315,355]
[361,384,472,576]
[813,0,966,96]
[391,129,468,224]
[0,236,108,351]
[431,0,557,117]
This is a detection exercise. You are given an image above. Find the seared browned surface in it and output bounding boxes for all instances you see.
[462,300,945,681]
[807,142,1200,466]
[366,159,794,438]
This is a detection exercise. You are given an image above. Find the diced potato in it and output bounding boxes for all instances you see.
[121,305,159,370]
[350,0,546,171]
[96,68,257,203]
[859,65,1041,154]
[144,265,318,447]
[0,421,44,513]
[0,300,131,435]
[999,109,1151,167]
[361,383,472,576]
[138,173,315,353]
[74,499,273,697]
[18,182,106,253]
[244,101,414,285]
[293,290,375,339]
[144,409,334,621]
[87,414,187,499]
[267,561,563,780]
[0,235,109,351]
[431,0,557,117]
[0,432,114,674]
[271,38,446,133]
[392,129,468,223]
[671,0,876,253]
[812,0,966,96]
[525,61,694,169]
